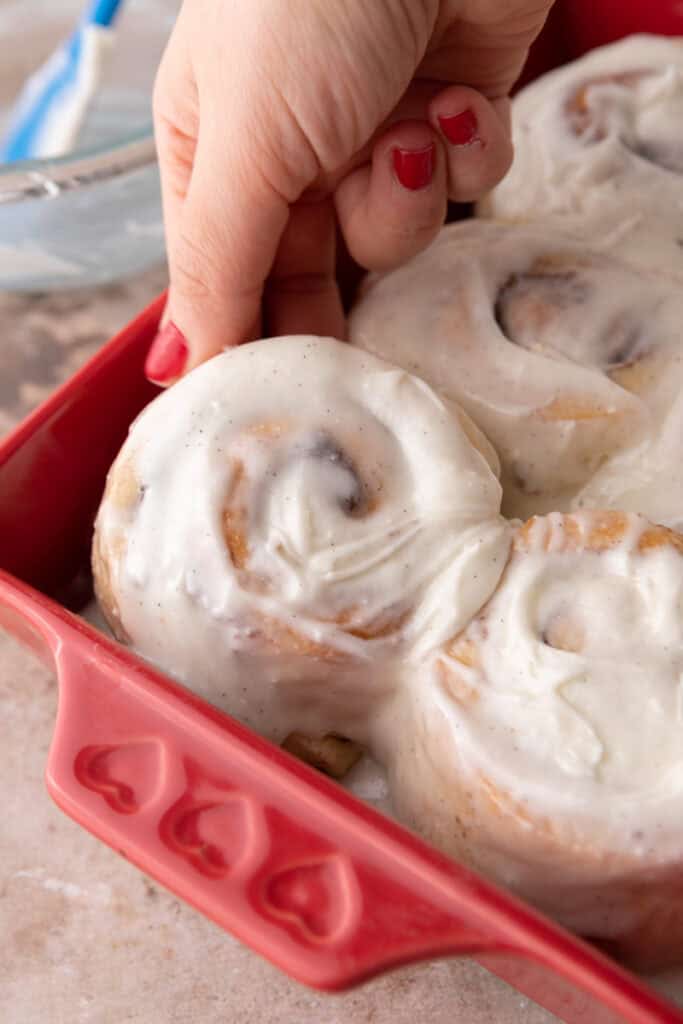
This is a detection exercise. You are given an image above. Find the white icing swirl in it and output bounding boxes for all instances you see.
[349,220,683,519]
[573,387,683,530]
[94,335,510,741]
[381,511,683,943]
[440,515,683,805]
[480,35,683,280]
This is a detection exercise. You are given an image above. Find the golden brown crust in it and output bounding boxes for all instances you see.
[514,510,683,557]
[537,397,621,423]
[436,660,480,707]
[222,459,251,571]
[103,454,142,510]
[282,732,364,779]
[566,70,651,137]
[245,615,349,662]
[91,525,130,645]
[514,509,629,553]
[91,452,146,645]
[444,635,482,669]
[639,523,683,556]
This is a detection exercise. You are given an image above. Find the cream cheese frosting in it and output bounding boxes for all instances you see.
[573,388,683,530]
[479,35,683,280]
[93,335,511,742]
[381,511,683,945]
[349,220,683,519]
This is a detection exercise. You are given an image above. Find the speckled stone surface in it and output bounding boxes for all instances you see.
[1,275,682,1024]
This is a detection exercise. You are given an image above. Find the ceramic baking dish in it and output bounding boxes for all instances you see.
[2,4,683,1022]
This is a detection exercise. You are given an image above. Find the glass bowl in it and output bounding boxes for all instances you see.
[0,0,178,291]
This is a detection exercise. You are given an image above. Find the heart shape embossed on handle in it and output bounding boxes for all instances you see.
[160,760,265,878]
[75,740,165,814]
[264,854,362,944]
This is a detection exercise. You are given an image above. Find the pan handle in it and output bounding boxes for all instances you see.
[48,632,502,989]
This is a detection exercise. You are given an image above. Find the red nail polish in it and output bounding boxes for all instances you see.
[438,109,480,147]
[145,322,188,383]
[392,144,435,191]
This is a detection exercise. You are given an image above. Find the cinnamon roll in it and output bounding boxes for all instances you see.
[479,35,683,280]
[93,336,510,742]
[382,510,683,969]
[349,220,683,518]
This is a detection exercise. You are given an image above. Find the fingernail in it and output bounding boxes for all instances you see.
[438,109,480,147]
[145,321,188,383]
[392,143,435,191]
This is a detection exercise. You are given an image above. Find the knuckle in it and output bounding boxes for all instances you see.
[152,47,180,120]
[171,230,217,303]
[388,203,445,243]
[172,259,213,305]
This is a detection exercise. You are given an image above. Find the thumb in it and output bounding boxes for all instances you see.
[148,106,291,384]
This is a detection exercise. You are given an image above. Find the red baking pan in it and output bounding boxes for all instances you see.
[2,10,683,1024]
[2,290,683,1024]
[517,0,683,89]
[561,0,683,56]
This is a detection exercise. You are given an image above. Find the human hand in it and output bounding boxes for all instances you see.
[148,0,554,383]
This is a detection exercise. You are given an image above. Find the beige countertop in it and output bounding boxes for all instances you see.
[1,275,681,1024]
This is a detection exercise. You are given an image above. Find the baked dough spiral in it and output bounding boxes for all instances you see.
[349,220,683,519]
[381,510,683,968]
[479,35,683,280]
[93,335,510,742]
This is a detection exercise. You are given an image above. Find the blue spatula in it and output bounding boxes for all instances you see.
[1,0,124,163]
